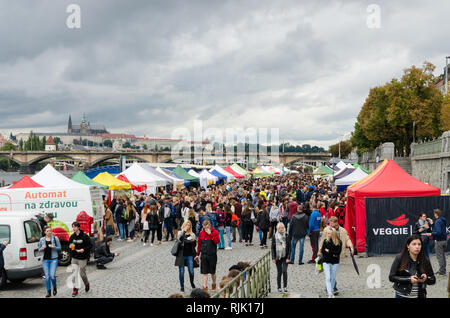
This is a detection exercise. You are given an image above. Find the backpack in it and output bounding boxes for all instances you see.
[269,207,280,222]
[122,207,129,221]
[206,212,218,228]
[335,207,345,226]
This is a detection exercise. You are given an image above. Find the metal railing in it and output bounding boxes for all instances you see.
[211,251,271,298]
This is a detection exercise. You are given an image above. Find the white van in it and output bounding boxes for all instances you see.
[0,212,44,289]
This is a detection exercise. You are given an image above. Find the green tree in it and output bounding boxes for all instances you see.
[352,62,443,155]
[441,93,450,131]
[329,140,352,158]
[1,142,17,151]
[123,142,131,148]
[103,140,113,148]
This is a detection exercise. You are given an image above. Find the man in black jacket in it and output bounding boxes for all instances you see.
[95,237,119,269]
[69,222,92,297]
[288,206,309,265]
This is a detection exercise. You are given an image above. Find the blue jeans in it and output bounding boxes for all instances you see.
[225,226,232,248]
[118,223,126,240]
[106,225,113,237]
[42,259,58,291]
[258,229,263,244]
[164,218,174,240]
[282,216,289,229]
[219,229,225,249]
[290,236,305,264]
[323,262,339,295]
[178,256,195,289]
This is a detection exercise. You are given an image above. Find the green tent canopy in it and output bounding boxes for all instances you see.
[352,163,371,174]
[71,171,109,189]
[313,165,334,176]
[171,165,200,183]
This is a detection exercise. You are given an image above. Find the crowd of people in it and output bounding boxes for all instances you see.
[0,169,447,299]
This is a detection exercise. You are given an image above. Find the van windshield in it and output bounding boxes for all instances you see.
[0,225,11,244]
[24,221,41,244]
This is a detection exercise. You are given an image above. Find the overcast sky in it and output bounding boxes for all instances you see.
[0,0,449,148]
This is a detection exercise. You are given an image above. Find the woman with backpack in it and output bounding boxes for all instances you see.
[256,205,270,248]
[269,201,280,239]
[38,226,61,297]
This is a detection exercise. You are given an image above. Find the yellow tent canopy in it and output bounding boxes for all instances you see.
[93,172,132,190]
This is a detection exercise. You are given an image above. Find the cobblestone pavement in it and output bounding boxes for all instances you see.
[0,232,448,298]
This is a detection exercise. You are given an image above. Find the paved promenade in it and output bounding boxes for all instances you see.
[0,232,448,298]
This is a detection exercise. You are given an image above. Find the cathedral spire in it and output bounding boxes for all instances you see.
[68,114,73,133]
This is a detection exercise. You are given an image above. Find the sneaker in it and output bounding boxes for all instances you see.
[143,243,146,246]
[298,262,304,265]
[278,288,282,292]
[307,260,315,264]
[435,272,446,277]
[117,239,123,242]
[333,290,339,296]
[328,294,335,298]
[225,247,231,250]
[150,243,154,246]
[180,287,184,292]
[288,261,294,264]
[72,288,78,297]
[85,284,90,292]
[96,264,107,270]
[284,287,288,293]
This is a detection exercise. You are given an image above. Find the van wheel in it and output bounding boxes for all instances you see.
[59,245,72,266]
[0,269,6,289]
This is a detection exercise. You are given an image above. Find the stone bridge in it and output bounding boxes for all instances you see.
[0,150,331,173]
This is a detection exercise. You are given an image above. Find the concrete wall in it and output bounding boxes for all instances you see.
[411,131,450,192]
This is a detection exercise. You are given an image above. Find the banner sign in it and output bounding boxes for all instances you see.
[365,196,450,256]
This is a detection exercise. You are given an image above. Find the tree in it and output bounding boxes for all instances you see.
[352,62,444,155]
[441,93,450,131]
[103,139,113,148]
[329,140,352,158]
[53,137,62,145]
[1,142,17,151]
[123,141,131,148]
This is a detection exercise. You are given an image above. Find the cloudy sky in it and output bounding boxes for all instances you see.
[0,0,449,148]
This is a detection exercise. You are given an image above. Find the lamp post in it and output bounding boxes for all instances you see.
[338,132,351,159]
[444,56,450,94]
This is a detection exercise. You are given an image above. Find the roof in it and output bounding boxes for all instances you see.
[46,136,56,145]
[347,159,441,198]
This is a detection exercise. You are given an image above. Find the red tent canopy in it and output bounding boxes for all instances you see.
[9,176,44,189]
[224,166,245,179]
[345,159,441,253]
[116,174,147,192]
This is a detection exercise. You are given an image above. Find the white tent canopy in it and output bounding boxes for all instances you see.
[32,164,90,189]
[335,167,368,186]
[138,164,174,185]
[199,169,219,185]
[155,167,184,190]
[209,165,235,182]
[335,161,347,171]
[119,163,168,187]
[188,169,208,189]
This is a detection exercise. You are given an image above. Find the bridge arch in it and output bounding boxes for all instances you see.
[28,154,78,166]
[89,154,154,168]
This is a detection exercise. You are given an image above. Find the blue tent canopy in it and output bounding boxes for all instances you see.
[209,169,227,181]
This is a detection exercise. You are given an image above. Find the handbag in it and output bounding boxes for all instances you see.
[171,239,181,256]
[143,222,149,231]
[194,257,200,268]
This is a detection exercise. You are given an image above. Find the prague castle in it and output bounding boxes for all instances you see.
[68,114,109,135]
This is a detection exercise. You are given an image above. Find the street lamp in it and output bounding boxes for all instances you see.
[443,56,449,93]
[338,132,351,159]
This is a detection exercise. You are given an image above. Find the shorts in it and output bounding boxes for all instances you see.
[200,256,217,275]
